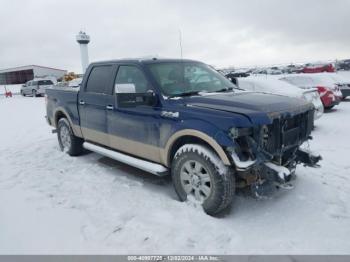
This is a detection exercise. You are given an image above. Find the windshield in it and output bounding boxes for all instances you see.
[147,62,235,97]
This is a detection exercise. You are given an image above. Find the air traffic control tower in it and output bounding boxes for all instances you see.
[76,31,90,73]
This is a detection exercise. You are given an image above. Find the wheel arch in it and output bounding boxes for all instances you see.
[163,129,231,167]
[53,108,83,137]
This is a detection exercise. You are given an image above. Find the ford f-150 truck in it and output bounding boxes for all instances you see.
[46,58,321,216]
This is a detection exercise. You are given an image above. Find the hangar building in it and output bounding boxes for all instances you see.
[0,65,67,85]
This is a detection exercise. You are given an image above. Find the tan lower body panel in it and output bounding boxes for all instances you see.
[81,127,162,164]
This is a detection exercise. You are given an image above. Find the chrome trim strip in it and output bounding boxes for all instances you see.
[83,142,168,176]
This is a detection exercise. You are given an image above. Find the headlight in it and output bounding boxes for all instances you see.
[303,93,313,103]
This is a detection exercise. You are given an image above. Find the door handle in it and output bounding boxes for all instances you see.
[106,105,114,110]
[79,100,85,105]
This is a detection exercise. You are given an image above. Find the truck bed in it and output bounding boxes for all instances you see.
[46,87,80,128]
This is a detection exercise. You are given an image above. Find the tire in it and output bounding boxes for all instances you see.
[171,144,235,216]
[325,105,334,110]
[57,118,83,156]
[20,90,25,96]
[32,89,38,97]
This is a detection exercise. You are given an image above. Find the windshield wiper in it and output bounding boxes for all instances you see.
[212,87,234,93]
[168,91,202,98]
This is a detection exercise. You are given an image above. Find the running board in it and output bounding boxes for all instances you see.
[83,142,168,176]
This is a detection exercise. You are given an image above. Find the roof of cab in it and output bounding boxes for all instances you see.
[90,58,201,66]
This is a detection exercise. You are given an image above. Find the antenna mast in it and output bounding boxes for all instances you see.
[179,30,183,59]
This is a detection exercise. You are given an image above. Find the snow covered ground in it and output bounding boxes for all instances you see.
[0,84,22,95]
[1,94,350,255]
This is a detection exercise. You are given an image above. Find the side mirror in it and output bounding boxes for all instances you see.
[143,91,158,106]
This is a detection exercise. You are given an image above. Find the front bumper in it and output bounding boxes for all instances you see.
[231,148,321,186]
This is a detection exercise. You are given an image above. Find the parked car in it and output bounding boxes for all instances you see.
[280,74,342,109]
[45,58,320,216]
[301,63,335,73]
[21,79,55,97]
[282,64,303,74]
[267,67,283,75]
[325,73,350,99]
[337,59,350,71]
[236,77,324,120]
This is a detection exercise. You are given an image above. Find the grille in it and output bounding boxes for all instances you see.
[261,110,314,157]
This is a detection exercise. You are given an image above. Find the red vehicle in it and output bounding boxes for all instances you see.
[302,64,335,73]
[316,85,340,109]
[3,86,13,98]
[280,74,342,109]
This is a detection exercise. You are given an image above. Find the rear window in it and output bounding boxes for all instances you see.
[86,65,113,94]
[38,80,53,85]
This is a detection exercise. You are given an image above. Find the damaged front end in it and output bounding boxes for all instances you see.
[227,108,322,196]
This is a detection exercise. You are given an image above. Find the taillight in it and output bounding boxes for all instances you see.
[316,86,328,97]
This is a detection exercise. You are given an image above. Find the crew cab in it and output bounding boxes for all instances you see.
[46,58,321,216]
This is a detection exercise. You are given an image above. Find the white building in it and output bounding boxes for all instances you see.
[0,65,67,85]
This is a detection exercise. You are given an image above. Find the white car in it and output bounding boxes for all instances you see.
[21,79,54,97]
[237,77,324,120]
[279,74,343,109]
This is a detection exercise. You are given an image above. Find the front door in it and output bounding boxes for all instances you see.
[107,65,162,163]
[79,64,115,146]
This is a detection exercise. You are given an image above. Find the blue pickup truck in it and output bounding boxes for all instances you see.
[46,58,320,216]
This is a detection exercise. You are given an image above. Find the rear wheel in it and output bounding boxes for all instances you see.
[171,144,235,216]
[57,118,83,156]
[325,105,334,110]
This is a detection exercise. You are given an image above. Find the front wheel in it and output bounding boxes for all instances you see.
[171,144,235,216]
[57,118,83,156]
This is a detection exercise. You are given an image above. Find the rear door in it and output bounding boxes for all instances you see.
[78,64,115,146]
[31,81,38,94]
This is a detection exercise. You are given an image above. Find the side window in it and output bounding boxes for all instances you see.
[26,81,31,86]
[32,81,38,86]
[86,65,113,94]
[38,80,53,85]
[115,66,149,93]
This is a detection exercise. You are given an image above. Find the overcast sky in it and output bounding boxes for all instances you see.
[0,0,349,73]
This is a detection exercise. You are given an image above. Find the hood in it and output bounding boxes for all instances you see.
[183,92,313,125]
